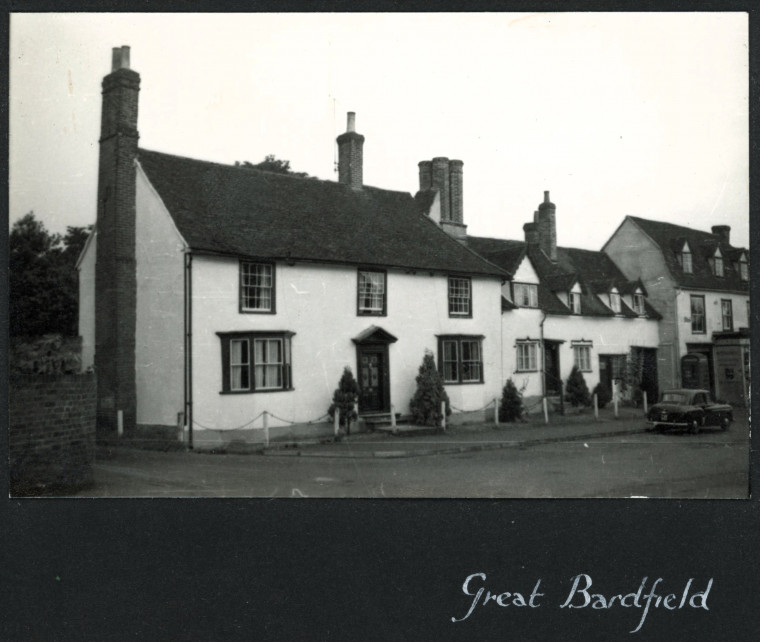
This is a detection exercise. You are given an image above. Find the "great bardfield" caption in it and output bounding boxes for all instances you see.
[451,573,713,633]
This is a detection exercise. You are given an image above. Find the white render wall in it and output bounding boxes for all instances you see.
[676,289,750,354]
[77,231,97,370]
[190,256,503,430]
[134,165,187,428]
[502,310,660,398]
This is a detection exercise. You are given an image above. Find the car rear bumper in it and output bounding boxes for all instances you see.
[647,420,688,428]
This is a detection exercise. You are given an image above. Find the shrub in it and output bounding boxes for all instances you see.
[328,367,359,435]
[593,382,612,408]
[409,351,451,428]
[499,378,524,422]
[565,366,592,407]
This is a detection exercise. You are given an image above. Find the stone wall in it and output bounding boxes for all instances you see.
[10,373,96,495]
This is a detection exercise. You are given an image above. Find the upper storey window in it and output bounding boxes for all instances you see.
[358,270,386,315]
[633,291,645,315]
[569,292,581,314]
[241,262,275,313]
[514,283,539,308]
[709,248,724,277]
[677,241,693,274]
[448,276,472,317]
[738,254,749,281]
[609,288,621,314]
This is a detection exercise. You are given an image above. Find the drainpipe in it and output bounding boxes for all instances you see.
[184,251,194,450]
[539,310,547,398]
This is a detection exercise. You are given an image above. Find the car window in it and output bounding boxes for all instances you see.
[661,392,686,404]
[694,393,706,405]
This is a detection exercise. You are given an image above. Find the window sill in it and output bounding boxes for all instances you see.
[239,309,276,315]
[357,311,387,317]
[442,380,485,386]
[220,387,295,395]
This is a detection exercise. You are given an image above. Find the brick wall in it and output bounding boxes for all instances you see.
[10,373,96,495]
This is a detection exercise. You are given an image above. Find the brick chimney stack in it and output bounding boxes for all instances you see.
[337,112,364,189]
[449,160,464,225]
[524,222,539,246]
[536,190,557,261]
[712,225,731,245]
[95,45,140,436]
[418,160,432,191]
[431,157,451,222]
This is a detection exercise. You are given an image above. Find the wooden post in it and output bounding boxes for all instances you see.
[334,408,340,437]
[263,411,269,447]
[543,397,549,424]
[559,381,565,415]
[441,401,446,432]
[643,390,648,414]
[117,410,123,437]
[613,392,619,419]
[391,405,396,428]
[177,412,184,442]
[593,393,599,420]
[494,397,499,426]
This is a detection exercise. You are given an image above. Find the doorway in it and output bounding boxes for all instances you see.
[544,341,561,395]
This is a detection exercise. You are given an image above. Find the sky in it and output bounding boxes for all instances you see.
[8,12,750,250]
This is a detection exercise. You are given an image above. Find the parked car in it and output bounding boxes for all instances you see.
[646,389,732,434]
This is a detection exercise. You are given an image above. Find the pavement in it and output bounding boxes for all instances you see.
[258,406,650,459]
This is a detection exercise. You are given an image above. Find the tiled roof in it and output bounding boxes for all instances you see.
[137,149,505,277]
[467,236,661,319]
[628,216,749,292]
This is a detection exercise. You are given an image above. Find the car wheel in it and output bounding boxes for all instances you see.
[689,418,700,435]
[721,416,731,432]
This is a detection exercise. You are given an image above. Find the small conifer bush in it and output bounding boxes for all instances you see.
[499,378,524,422]
[565,366,592,408]
[593,382,612,408]
[409,351,451,428]
[328,367,359,435]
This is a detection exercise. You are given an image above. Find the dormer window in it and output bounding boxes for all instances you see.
[609,288,621,314]
[569,292,581,314]
[677,241,693,274]
[738,254,748,281]
[513,283,539,308]
[633,291,645,315]
[709,248,724,277]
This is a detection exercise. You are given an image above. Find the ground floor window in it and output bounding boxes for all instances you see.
[218,331,294,393]
[438,335,484,383]
[573,343,592,372]
[516,341,539,372]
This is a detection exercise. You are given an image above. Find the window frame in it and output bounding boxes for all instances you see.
[721,299,733,331]
[218,331,294,394]
[573,343,592,372]
[515,341,539,372]
[681,250,693,274]
[357,268,387,316]
[633,292,645,316]
[739,257,749,282]
[569,292,581,315]
[690,295,706,334]
[609,289,622,314]
[437,335,484,384]
[513,282,539,308]
[448,276,473,318]
[239,261,276,314]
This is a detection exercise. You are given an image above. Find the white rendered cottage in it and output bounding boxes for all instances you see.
[78,47,506,448]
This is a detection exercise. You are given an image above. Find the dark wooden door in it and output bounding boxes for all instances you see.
[358,348,387,413]
[544,342,561,395]
[599,355,613,392]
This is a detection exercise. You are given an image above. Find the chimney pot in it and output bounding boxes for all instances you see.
[536,191,557,261]
[111,45,130,72]
[544,190,550,203]
[347,111,356,133]
[336,112,364,189]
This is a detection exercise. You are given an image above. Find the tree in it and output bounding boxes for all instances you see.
[499,378,524,422]
[409,351,451,428]
[235,154,312,178]
[565,366,592,408]
[328,367,360,436]
[9,212,92,337]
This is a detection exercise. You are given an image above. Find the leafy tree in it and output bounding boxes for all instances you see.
[235,154,312,178]
[499,378,524,422]
[565,366,592,408]
[9,212,92,337]
[409,350,451,428]
[328,367,360,436]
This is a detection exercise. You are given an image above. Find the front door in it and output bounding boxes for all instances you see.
[357,347,389,413]
[544,341,561,395]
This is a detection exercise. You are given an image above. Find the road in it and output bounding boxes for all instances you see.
[79,419,750,498]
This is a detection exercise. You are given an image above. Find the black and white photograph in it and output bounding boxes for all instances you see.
[9,12,750,499]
